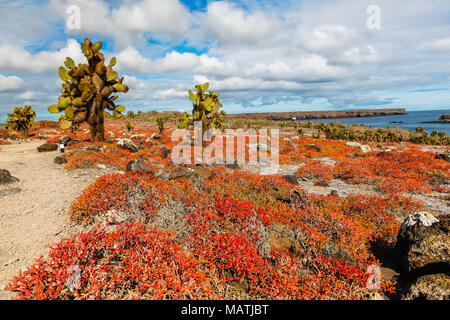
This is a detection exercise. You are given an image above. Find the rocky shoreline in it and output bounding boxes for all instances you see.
[227,108,406,121]
[423,114,450,124]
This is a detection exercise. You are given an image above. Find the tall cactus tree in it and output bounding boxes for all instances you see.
[178,82,226,135]
[48,38,128,141]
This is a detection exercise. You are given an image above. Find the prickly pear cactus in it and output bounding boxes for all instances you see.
[48,38,128,141]
[178,82,226,133]
[156,116,164,134]
[6,105,36,138]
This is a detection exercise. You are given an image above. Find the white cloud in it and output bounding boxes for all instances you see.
[206,1,281,45]
[302,25,358,54]
[116,48,237,76]
[193,75,304,92]
[17,91,35,100]
[153,88,187,100]
[424,38,450,51]
[339,45,381,65]
[112,0,191,37]
[48,0,191,47]
[0,39,85,73]
[0,74,24,92]
[246,54,345,81]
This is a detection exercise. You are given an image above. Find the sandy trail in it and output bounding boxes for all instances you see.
[0,141,100,299]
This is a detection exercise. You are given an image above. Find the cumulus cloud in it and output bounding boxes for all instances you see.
[153,88,187,100]
[205,1,282,45]
[0,75,24,92]
[0,39,85,73]
[48,0,192,47]
[424,38,450,51]
[17,91,36,100]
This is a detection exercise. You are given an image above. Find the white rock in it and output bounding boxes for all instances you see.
[401,212,439,229]
[360,145,371,153]
[346,141,361,147]
[96,164,107,170]
[117,138,138,152]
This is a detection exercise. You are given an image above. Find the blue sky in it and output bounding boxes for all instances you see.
[0,0,450,122]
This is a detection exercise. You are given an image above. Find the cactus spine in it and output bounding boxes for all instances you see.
[48,38,128,141]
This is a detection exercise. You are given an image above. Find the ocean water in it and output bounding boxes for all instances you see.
[306,109,450,135]
[1,109,449,135]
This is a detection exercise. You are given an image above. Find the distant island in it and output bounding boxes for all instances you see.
[423,114,450,124]
[227,108,406,121]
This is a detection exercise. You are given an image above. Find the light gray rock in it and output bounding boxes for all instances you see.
[346,141,361,148]
[150,133,161,140]
[117,138,138,153]
[401,212,439,229]
[360,145,371,153]
[125,159,152,173]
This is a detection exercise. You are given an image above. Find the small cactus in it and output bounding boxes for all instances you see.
[156,116,164,134]
[6,105,36,138]
[48,38,128,141]
[178,82,226,134]
[125,121,134,132]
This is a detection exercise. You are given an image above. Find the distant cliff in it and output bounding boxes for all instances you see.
[227,108,406,121]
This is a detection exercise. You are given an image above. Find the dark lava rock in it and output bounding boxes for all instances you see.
[37,143,58,152]
[435,153,450,163]
[54,156,68,165]
[158,146,171,159]
[350,150,368,158]
[0,169,18,184]
[83,144,104,153]
[0,134,18,140]
[59,135,71,144]
[403,273,450,300]
[330,190,339,197]
[282,174,299,185]
[125,159,152,174]
[321,241,356,266]
[305,144,322,152]
[396,213,449,275]
[155,166,214,181]
[314,181,330,187]
[269,229,304,256]
[66,139,82,146]
[225,162,240,169]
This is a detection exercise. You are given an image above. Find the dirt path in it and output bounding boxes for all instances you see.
[0,141,101,299]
